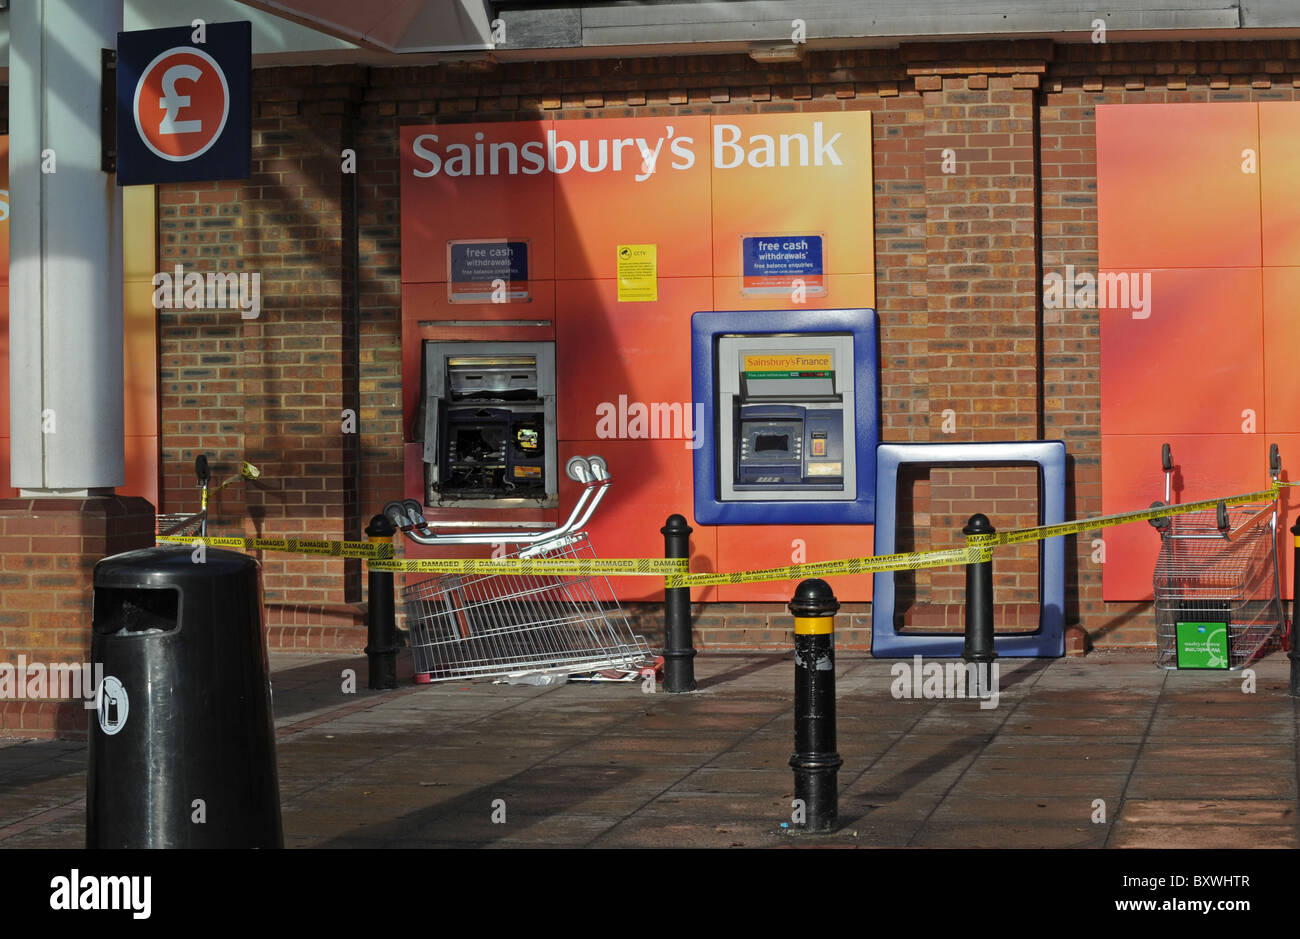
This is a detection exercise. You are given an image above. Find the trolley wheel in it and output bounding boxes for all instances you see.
[1148,501,1171,531]
[1161,443,1172,472]
[565,455,593,483]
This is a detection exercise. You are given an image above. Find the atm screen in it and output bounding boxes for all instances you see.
[454,426,505,462]
[755,434,790,452]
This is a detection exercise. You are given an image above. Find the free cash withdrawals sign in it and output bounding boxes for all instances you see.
[116,21,251,185]
[741,234,825,296]
[448,239,530,302]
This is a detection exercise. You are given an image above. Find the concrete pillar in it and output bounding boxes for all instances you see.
[0,1,155,742]
[9,0,125,493]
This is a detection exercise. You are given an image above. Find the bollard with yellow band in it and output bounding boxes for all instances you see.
[788,578,841,833]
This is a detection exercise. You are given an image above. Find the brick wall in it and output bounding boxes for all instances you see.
[158,67,369,647]
[0,497,154,738]
[149,39,1300,655]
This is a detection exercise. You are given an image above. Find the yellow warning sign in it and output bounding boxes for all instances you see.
[616,244,657,301]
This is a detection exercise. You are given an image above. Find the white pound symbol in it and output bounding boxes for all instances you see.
[159,64,203,135]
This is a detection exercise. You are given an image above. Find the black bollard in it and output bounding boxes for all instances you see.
[962,513,998,667]
[788,578,841,832]
[365,513,398,690]
[1290,519,1300,697]
[661,514,697,693]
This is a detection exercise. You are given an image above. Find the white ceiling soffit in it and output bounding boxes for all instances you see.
[0,0,372,72]
[235,0,496,53]
[494,0,1300,51]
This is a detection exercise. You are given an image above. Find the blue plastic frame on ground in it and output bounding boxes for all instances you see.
[871,440,1068,658]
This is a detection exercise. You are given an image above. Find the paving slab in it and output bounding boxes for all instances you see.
[3,648,1300,849]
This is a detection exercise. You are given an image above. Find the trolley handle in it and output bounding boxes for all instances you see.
[1160,442,1173,504]
[387,455,614,547]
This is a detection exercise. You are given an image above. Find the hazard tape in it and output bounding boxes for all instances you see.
[662,544,988,589]
[155,535,393,560]
[975,486,1280,547]
[154,480,1293,586]
[366,557,688,576]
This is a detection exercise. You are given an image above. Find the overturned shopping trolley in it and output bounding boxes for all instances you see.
[383,455,654,683]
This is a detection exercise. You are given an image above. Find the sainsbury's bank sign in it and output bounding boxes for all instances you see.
[408,120,850,181]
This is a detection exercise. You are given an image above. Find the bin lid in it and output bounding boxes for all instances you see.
[94,545,261,589]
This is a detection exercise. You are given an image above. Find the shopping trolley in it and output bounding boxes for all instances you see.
[156,455,262,536]
[383,455,655,683]
[1149,443,1285,670]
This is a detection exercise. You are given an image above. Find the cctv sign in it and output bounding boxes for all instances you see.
[116,21,250,185]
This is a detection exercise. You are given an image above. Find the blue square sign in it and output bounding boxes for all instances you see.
[116,21,251,186]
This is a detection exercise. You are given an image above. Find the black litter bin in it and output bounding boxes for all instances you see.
[87,545,283,848]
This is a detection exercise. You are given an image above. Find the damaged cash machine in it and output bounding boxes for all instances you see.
[420,341,558,506]
[691,308,879,524]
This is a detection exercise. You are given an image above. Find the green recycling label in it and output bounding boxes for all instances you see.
[1175,621,1230,669]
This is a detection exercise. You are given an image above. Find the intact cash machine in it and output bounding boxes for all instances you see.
[691,308,878,524]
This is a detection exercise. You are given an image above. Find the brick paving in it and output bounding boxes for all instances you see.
[1,649,1296,848]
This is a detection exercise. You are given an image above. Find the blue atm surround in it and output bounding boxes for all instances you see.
[871,441,1068,658]
[691,308,879,525]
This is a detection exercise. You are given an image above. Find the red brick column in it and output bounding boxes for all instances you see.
[0,496,154,739]
[903,44,1048,629]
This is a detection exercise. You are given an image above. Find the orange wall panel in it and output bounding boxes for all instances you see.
[1099,267,1263,436]
[554,277,709,441]
[1260,102,1300,267]
[710,112,874,279]
[1263,266,1300,433]
[711,272,876,311]
[1097,103,1300,598]
[1097,102,1261,270]
[558,439,717,603]
[552,116,712,280]
[1100,433,1274,599]
[400,122,556,284]
[715,524,873,602]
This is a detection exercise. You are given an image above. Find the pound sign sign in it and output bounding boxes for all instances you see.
[159,64,204,135]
